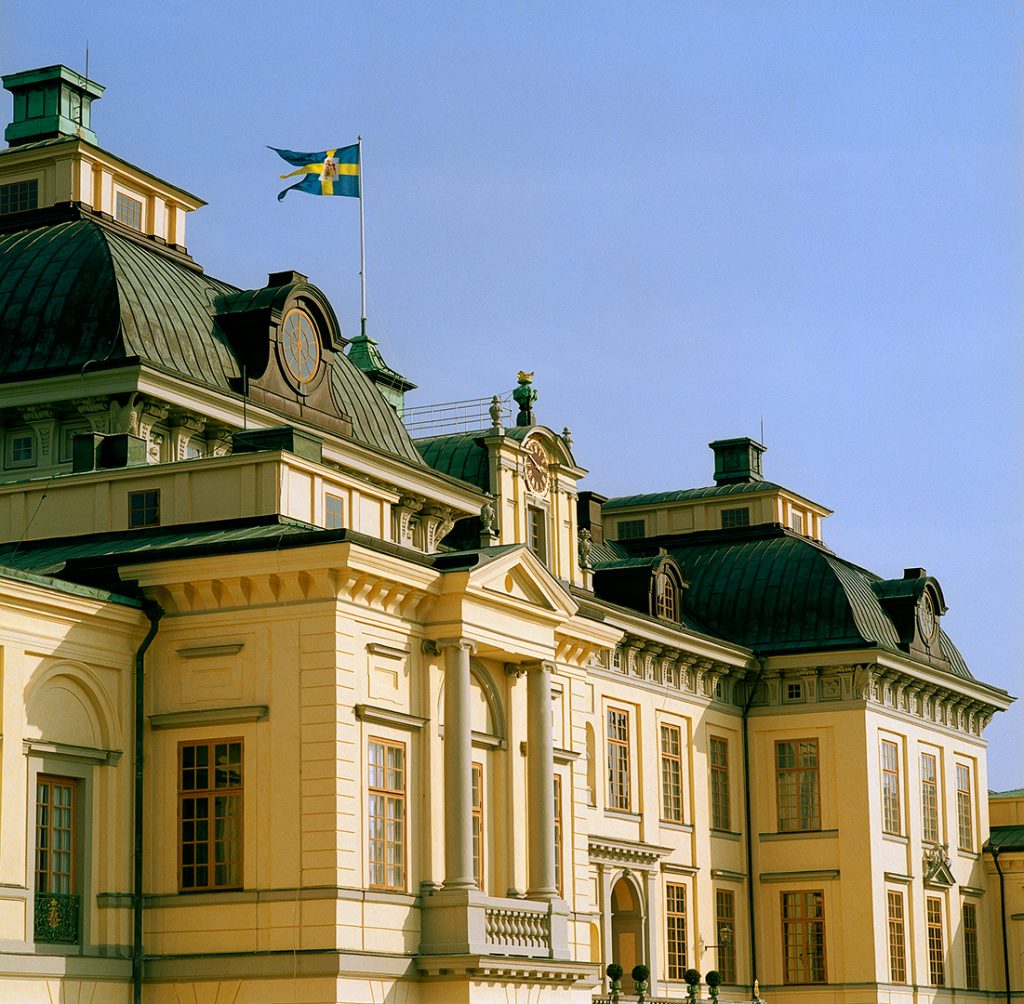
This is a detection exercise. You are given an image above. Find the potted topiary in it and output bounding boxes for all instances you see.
[706,970,722,1000]
[606,962,623,1002]
[684,968,702,1002]
[631,963,651,1004]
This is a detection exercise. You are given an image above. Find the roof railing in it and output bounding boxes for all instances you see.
[403,388,515,438]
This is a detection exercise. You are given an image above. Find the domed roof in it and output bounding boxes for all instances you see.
[668,526,972,677]
[0,209,422,464]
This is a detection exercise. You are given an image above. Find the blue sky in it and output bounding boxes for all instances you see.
[5,2,1022,787]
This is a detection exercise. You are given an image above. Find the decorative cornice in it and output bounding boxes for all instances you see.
[588,835,674,871]
[149,705,268,730]
[355,704,427,732]
[22,738,123,765]
[177,643,244,659]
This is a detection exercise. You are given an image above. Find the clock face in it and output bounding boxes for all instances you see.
[917,591,936,641]
[523,439,549,493]
[280,309,321,384]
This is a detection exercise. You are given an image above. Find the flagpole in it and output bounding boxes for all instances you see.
[358,135,367,338]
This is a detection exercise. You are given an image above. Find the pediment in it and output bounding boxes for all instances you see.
[466,547,578,618]
[923,846,956,889]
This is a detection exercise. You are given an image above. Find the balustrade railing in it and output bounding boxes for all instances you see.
[483,902,551,953]
[34,891,80,944]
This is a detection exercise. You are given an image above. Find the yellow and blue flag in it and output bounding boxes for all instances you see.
[270,143,359,201]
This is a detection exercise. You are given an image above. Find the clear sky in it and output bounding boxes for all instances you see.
[5,2,1022,787]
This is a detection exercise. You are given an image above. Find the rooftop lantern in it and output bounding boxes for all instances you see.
[2,64,104,147]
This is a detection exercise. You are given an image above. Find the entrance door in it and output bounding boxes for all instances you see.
[610,875,645,993]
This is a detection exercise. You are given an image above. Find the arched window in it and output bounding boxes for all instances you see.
[655,571,677,621]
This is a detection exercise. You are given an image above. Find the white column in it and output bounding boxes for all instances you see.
[440,638,476,890]
[526,660,558,899]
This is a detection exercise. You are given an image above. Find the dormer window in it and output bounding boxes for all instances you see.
[655,571,678,620]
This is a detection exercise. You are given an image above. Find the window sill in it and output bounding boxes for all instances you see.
[710,828,742,841]
[659,819,694,833]
[957,849,980,860]
[604,809,641,821]
[883,832,909,845]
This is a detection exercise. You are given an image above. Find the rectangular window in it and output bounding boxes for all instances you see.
[775,739,821,832]
[367,738,405,891]
[921,752,939,843]
[963,902,979,990]
[527,505,547,563]
[791,510,804,534]
[606,708,631,811]
[721,507,750,528]
[11,432,34,463]
[784,681,803,701]
[956,764,973,851]
[926,896,945,986]
[472,761,483,890]
[115,191,143,230]
[0,178,38,215]
[781,890,826,984]
[617,518,645,539]
[666,882,688,979]
[710,735,731,830]
[325,493,344,529]
[128,489,161,528]
[34,776,79,944]
[886,890,906,983]
[716,889,737,984]
[179,740,243,891]
[660,723,684,823]
[553,774,563,896]
[880,739,901,835]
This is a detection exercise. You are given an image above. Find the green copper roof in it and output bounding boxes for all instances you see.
[0,216,240,385]
[347,334,416,391]
[0,211,423,465]
[415,427,529,490]
[0,563,141,607]
[986,826,1024,852]
[991,788,1024,799]
[666,526,972,676]
[604,481,785,508]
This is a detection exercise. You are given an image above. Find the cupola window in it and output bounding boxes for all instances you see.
[0,179,38,215]
[115,192,143,231]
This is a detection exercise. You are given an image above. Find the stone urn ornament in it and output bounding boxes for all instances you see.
[631,963,650,1004]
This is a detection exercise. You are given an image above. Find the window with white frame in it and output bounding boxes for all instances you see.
[956,763,974,852]
[880,739,901,834]
[606,707,631,811]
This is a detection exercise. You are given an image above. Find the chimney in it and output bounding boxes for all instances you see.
[709,437,766,486]
[577,491,607,546]
[3,65,104,147]
[903,567,926,580]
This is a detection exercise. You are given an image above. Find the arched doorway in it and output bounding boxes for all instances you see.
[610,874,646,993]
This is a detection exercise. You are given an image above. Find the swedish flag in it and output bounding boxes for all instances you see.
[271,143,360,201]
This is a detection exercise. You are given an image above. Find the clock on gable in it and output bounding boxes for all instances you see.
[278,308,321,386]
[523,438,549,493]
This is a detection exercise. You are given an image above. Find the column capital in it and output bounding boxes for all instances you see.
[505,659,555,679]
[422,637,477,657]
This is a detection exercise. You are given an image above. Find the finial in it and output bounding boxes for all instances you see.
[578,528,592,569]
[489,394,503,431]
[562,426,573,450]
[512,371,538,427]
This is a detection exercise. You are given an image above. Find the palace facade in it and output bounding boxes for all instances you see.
[0,65,1018,1004]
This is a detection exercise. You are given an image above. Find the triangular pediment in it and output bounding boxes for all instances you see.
[922,847,956,889]
[466,546,578,618]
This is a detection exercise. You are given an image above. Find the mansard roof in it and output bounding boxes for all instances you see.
[0,206,423,464]
[592,524,974,679]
